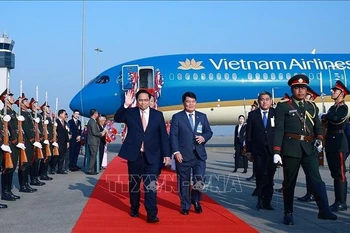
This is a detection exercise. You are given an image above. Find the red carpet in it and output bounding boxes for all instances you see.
[73,156,258,233]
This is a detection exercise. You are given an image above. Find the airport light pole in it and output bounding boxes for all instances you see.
[94,48,103,75]
[81,0,86,126]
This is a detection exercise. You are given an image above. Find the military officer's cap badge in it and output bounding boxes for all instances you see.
[288,74,309,87]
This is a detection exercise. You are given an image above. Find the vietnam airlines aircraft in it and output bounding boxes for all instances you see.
[69,54,350,125]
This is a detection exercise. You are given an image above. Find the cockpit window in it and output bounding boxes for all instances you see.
[96,76,110,84]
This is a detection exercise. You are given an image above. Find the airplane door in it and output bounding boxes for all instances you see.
[327,65,348,88]
[122,65,139,90]
[139,67,154,89]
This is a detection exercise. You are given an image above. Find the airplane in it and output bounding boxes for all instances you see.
[69,54,350,125]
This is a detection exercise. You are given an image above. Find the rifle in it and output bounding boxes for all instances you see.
[319,93,327,167]
[34,87,44,160]
[17,80,28,167]
[52,98,59,156]
[43,97,52,161]
[3,76,13,170]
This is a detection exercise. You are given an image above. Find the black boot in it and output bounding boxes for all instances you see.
[312,181,337,220]
[24,167,37,192]
[8,172,20,200]
[0,203,8,208]
[330,180,348,211]
[30,164,45,186]
[40,162,53,181]
[1,173,16,201]
[19,169,34,193]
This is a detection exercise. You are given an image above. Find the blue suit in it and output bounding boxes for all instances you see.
[114,105,170,218]
[170,110,213,210]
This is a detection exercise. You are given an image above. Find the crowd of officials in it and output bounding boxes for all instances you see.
[0,90,108,209]
[1,73,348,226]
[234,75,349,225]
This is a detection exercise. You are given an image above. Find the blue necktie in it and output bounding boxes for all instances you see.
[263,111,268,128]
[189,113,194,131]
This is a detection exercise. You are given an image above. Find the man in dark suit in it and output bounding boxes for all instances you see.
[273,74,336,225]
[114,89,171,223]
[169,91,213,215]
[246,91,276,210]
[233,115,247,173]
[86,109,106,175]
[68,110,82,171]
[54,109,69,174]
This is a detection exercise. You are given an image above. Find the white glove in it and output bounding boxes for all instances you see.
[16,142,26,150]
[54,122,58,127]
[44,120,49,125]
[3,115,11,122]
[314,139,323,153]
[17,115,25,121]
[43,140,49,145]
[1,144,12,153]
[33,141,42,149]
[34,117,40,123]
[273,154,283,165]
[52,142,59,148]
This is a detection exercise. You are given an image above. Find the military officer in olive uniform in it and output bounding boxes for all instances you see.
[0,89,21,201]
[15,93,37,193]
[324,80,349,211]
[39,102,53,181]
[297,86,320,202]
[273,75,336,225]
[28,98,45,186]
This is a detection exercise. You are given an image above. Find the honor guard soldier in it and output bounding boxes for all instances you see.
[297,86,320,202]
[39,102,53,181]
[28,98,45,186]
[14,94,37,192]
[0,89,21,201]
[273,75,337,225]
[324,80,349,211]
[0,118,8,208]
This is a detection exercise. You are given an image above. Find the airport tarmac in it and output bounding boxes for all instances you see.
[0,135,349,233]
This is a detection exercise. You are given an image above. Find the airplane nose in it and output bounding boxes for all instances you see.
[69,91,83,113]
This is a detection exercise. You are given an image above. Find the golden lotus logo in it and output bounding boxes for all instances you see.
[178,58,205,70]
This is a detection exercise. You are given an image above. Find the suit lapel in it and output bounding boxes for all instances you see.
[131,108,143,131]
[255,109,265,129]
[182,110,193,132]
[194,111,200,133]
[144,109,153,133]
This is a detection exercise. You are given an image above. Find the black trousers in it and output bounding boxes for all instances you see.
[282,150,323,213]
[127,152,159,218]
[234,144,247,169]
[252,146,276,204]
[69,140,81,169]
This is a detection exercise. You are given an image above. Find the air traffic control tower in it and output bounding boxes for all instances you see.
[0,32,15,109]
[0,32,15,91]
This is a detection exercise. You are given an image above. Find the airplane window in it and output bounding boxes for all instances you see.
[232,73,237,80]
[309,73,314,80]
[224,73,229,80]
[216,73,222,80]
[286,73,291,80]
[248,73,252,80]
[95,75,110,84]
[169,73,174,80]
[278,73,283,80]
[209,73,214,80]
[177,73,182,80]
[193,73,198,80]
[185,73,190,80]
[316,73,321,80]
[255,73,260,80]
[263,73,268,80]
[201,73,206,80]
[271,73,276,80]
